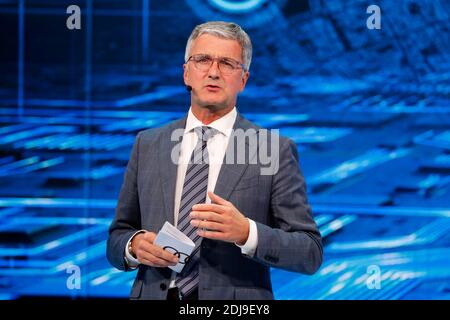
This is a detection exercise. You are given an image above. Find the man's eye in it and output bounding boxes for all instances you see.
[220,60,234,68]
[197,57,211,64]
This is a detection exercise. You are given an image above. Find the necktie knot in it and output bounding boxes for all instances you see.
[194,126,218,142]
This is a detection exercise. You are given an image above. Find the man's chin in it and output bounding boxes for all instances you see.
[198,102,228,112]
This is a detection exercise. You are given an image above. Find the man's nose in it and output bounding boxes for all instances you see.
[207,60,220,79]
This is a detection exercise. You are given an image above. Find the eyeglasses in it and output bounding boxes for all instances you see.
[186,54,245,75]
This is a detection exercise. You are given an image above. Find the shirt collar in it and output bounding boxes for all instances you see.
[184,106,237,137]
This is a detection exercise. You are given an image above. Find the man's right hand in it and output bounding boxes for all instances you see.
[131,231,179,268]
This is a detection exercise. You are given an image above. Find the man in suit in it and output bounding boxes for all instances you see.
[107,21,322,300]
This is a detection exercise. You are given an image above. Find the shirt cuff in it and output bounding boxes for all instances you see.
[124,230,146,269]
[235,218,258,257]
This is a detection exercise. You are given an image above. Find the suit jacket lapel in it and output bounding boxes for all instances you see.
[213,113,259,201]
[159,116,187,225]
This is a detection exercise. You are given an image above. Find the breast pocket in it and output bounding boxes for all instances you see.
[233,174,259,191]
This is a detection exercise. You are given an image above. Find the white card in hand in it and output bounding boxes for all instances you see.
[154,221,195,273]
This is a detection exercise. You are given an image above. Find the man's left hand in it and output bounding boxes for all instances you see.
[190,191,249,245]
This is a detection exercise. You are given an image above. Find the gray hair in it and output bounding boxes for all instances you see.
[185,21,252,71]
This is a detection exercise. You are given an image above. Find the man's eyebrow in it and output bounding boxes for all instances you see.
[196,53,239,60]
[221,56,238,60]
[218,56,243,63]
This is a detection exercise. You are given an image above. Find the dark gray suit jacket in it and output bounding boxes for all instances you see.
[107,112,323,300]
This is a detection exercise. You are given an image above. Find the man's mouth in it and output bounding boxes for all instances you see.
[205,84,221,91]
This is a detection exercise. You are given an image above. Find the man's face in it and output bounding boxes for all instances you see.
[184,34,249,111]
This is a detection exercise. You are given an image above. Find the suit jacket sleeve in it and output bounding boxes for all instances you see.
[106,132,143,271]
[249,137,323,275]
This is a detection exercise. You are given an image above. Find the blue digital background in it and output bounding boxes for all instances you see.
[0,0,449,300]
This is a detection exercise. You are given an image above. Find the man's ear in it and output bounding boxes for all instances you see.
[240,70,250,92]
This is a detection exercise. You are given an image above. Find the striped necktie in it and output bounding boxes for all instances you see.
[175,125,217,297]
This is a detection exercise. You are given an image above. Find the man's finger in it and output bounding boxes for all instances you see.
[208,191,229,205]
[138,241,178,264]
[150,243,179,263]
[190,210,224,223]
[140,256,172,268]
[192,203,227,213]
[138,247,168,266]
[197,229,226,241]
[191,219,224,232]
[157,247,180,264]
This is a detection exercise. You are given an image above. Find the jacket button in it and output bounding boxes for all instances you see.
[160,283,167,291]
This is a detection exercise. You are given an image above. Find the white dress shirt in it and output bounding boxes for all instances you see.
[125,107,258,288]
